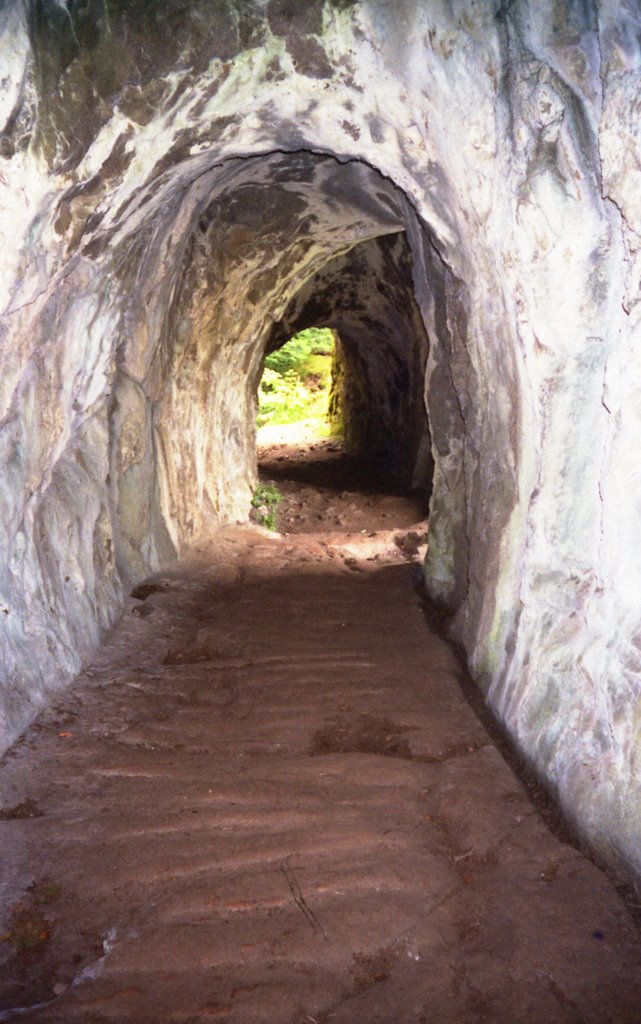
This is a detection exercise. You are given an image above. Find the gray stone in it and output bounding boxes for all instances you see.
[0,0,640,887]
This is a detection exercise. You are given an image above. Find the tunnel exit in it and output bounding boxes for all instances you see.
[252,318,430,540]
[256,326,338,442]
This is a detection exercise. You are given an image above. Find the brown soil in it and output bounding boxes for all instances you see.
[254,431,428,535]
[1,437,640,1023]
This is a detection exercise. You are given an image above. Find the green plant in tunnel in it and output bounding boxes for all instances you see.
[251,483,283,531]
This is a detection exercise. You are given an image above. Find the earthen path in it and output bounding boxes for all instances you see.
[1,443,640,1023]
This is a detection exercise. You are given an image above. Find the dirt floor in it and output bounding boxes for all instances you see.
[254,427,428,536]
[1,433,640,1023]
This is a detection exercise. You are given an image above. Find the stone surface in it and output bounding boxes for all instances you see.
[0,1,640,887]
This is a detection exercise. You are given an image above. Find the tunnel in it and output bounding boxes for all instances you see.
[1,0,641,1017]
[264,229,434,492]
[146,150,433,540]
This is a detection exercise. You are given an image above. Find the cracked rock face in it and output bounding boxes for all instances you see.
[0,1,640,885]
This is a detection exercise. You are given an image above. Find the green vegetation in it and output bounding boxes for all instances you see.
[251,483,283,531]
[257,327,335,430]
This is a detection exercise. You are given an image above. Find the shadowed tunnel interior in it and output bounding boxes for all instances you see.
[148,150,434,543]
[3,12,641,1009]
[264,230,434,492]
[2,147,460,741]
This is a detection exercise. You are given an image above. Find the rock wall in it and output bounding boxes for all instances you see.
[0,0,640,885]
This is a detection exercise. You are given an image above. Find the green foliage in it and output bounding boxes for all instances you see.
[257,328,335,428]
[257,367,313,427]
[264,327,334,376]
[251,483,283,531]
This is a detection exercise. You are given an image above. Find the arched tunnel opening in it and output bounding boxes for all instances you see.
[2,2,641,1018]
[145,151,436,551]
[98,147,448,605]
[251,222,434,538]
[260,228,434,496]
[255,325,337,442]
